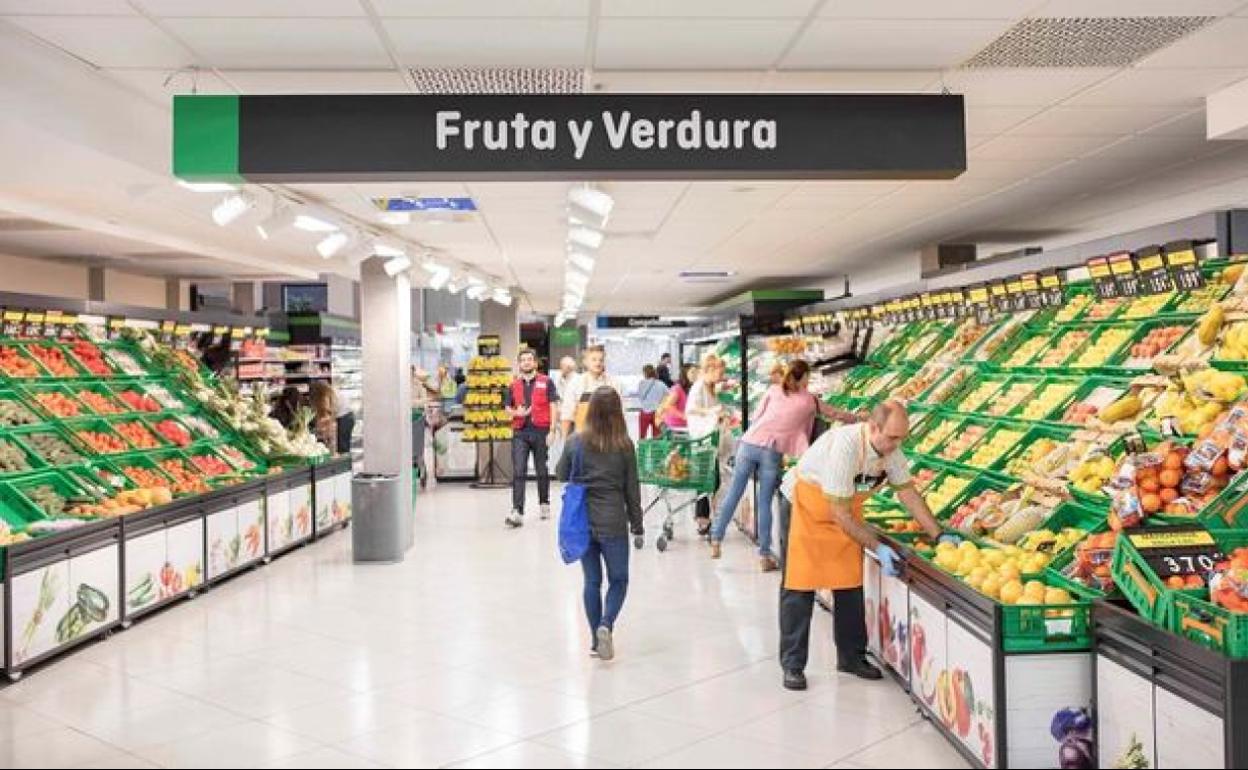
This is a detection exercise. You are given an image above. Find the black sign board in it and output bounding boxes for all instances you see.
[174,94,967,183]
[1109,252,1140,298]
[477,335,502,357]
[1135,245,1173,295]
[1039,270,1064,307]
[1125,523,1224,578]
[596,316,690,329]
[1165,241,1204,291]
[1088,257,1119,300]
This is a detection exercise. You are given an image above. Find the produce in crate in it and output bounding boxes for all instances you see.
[76,429,128,454]
[956,381,1003,413]
[1177,284,1229,313]
[1085,298,1123,321]
[27,344,77,376]
[973,316,1027,361]
[884,519,924,534]
[154,419,193,447]
[1037,330,1089,367]
[0,438,33,473]
[892,363,946,402]
[1209,548,1248,612]
[933,541,1070,603]
[68,340,114,376]
[114,421,162,449]
[965,428,1025,469]
[1069,453,1116,496]
[0,346,41,377]
[985,382,1034,416]
[1220,321,1248,361]
[938,424,987,461]
[915,420,958,454]
[1054,294,1092,323]
[120,465,169,489]
[143,383,184,410]
[33,392,81,418]
[116,389,161,413]
[1006,438,1061,478]
[1121,294,1171,320]
[179,414,220,439]
[923,366,972,404]
[157,458,210,494]
[21,483,76,517]
[0,522,30,546]
[924,475,970,514]
[106,349,145,376]
[1124,325,1187,368]
[68,487,172,518]
[75,389,123,415]
[0,398,39,427]
[25,432,83,465]
[189,453,232,477]
[940,320,990,360]
[1072,328,1131,367]
[1004,337,1047,367]
[913,467,938,491]
[1016,527,1088,556]
[1018,382,1077,421]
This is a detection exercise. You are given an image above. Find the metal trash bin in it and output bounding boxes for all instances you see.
[352,473,407,563]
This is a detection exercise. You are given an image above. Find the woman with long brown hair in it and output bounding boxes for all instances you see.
[556,386,643,661]
[308,382,338,454]
[709,359,860,570]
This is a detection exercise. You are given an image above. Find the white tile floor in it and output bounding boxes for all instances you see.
[0,484,970,769]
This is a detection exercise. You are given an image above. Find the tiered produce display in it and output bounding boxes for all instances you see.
[827,258,1248,768]
[462,355,513,443]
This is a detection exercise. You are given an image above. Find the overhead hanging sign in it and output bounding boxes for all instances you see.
[173,94,967,182]
[596,316,691,329]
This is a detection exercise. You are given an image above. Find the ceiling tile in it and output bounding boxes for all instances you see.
[0,0,131,12]
[373,0,588,16]
[1139,18,1248,68]
[138,0,364,16]
[971,133,1114,161]
[595,19,801,70]
[386,18,586,66]
[223,70,408,94]
[105,68,235,105]
[161,18,388,69]
[1007,105,1187,136]
[7,16,191,68]
[1066,67,1248,107]
[781,19,1009,69]
[1032,0,1242,16]
[1139,110,1207,138]
[602,0,817,17]
[819,0,1038,18]
[760,69,940,92]
[942,68,1114,107]
[963,105,1043,134]
[590,70,763,92]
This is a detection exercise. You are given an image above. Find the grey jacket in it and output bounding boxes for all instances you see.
[556,436,644,539]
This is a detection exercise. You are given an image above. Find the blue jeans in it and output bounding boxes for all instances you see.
[581,534,630,644]
[711,441,781,557]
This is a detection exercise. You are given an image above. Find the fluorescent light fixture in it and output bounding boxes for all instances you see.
[316,231,349,259]
[446,277,464,294]
[492,288,513,306]
[563,292,583,308]
[567,250,596,273]
[383,255,412,276]
[571,184,614,220]
[373,242,406,258]
[379,211,411,226]
[467,275,486,287]
[255,202,296,240]
[421,257,446,274]
[466,284,490,301]
[211,193,254,226]
[178,180,238,193]
[567,226,604,250]
[428,268,451,290]
[565,271,590,291]
[294,213,339,233]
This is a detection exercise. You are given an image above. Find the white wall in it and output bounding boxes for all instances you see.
[104,269,166,309]
[844,251,924,296]
[0,253,88,299]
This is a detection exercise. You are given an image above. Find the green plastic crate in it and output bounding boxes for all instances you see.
[918,364,977,407]
[111,452,178,489]
[108,416,170,452]
[0,434,46,479]
[950,374,1010,415]
[939,473,1013,527]
[21,382,90,420]
[1046,545,1113,601]
[929,415,997,466]
[907,414,965,454]
[10,425,89,467]
[990,422,1075,478]
[15,340,88,379]
[1168,531,1248,657]
[980,375,1042,419]
[1066,324,1136,371]
[63,416,134,454]
[1033,326,1097,370]
[1054,376,1133,428]
[0,481,41,526]
[0,388,41,429]
[8,468,92,519]
[1000,596,1092,653]
[109,382,168,416]
[67,382,128,416]
[1111,523,1224,626]
[957,420,1029,471]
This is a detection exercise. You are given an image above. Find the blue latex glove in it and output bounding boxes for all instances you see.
[936,532,963,547]
[875,543,903,577]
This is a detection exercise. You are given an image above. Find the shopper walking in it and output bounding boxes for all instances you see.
[777,400,951,691]
[635,365,669,440]
[411,367,436,489]
[505,349,560,528]
[655,352,674,388]
[556,387,643,661]
[560,345,621,436]
[551,356,579,465]
[686,354,727,536]
[308,382,338,453]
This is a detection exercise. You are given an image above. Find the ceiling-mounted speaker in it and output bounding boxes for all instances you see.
[920,243,977,277]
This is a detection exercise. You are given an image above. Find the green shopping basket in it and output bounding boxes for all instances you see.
[637,431,718,495]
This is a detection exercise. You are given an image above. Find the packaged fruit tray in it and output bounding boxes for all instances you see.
[1067,437,1126,509]
[889,361,951,403]
[0,388,41,428]
[1169,531,1248,657]
[1046,543,1113,601]
[1111,523,1224,626]
[1009,376,1082,423]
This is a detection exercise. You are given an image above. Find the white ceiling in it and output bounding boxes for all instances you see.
[1,0,1248,312]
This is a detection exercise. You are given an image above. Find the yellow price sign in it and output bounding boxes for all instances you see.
[1166,249,1196,266]
[1138,254,1164,271]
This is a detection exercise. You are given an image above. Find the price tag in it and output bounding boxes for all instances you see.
[213,325,228,337]
[1165,246,1204,291]
[1126,523,1224,577]
[1040,271,1064,307]
[230,327,246,339]
[23,311,45,338]
[989,282,1009,314]
[174,324,192,337]
[1087,257,1119,300]
[1134,247,1173,295]
[1109,252,1140,297]
[2,309,23,337]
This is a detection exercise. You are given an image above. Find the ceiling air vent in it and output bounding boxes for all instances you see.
[961,16,1215,69]
[679,270,736,284]
[408,67,585,94]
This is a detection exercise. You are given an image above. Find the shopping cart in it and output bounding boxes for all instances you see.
[635,430,719,552]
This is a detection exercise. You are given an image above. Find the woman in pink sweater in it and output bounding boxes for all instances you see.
[709,360,860,570]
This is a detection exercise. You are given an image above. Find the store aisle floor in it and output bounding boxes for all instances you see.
[0,485,969,769]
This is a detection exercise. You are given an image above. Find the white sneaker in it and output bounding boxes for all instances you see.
[505,510,524,528]
[540,503,551,520]
[595,626,615,661]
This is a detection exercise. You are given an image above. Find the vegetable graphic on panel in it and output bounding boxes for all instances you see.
[54,584,109,644]
[18,568,62,661]
[128,574,156,609]
[1051,707,1095,769]
[1114,734,1150,769]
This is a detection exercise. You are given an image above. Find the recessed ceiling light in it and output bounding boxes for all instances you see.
[294,213,339,233]
[316,231,349,259]
[179,180,239,193]
[567,226,604,250]
[383,255,411,277]
[211,193,254,226]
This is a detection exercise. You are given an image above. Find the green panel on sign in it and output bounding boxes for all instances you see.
[173,95,242,182]
[551,327,579,346]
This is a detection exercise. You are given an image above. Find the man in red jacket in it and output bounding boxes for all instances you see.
[505,348,561,528]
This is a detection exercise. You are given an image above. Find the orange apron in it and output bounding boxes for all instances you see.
[784,425,887,591]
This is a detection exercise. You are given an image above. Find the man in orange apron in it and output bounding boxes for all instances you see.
[778,400,950,691]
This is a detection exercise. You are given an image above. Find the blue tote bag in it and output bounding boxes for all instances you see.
[559,439,591,564]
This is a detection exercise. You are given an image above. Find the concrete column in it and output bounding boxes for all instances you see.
[87,266,105,301]
[232,282,257,315]
[359,257,414,548]
[480,299,519,361]
[165,278,180,311]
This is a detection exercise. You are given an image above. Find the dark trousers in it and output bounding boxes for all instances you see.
[695,465,720,524]
[778,494,868,672]
[511,429,550,512]
[582,534,630,643]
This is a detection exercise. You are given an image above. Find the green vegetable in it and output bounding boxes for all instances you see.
[25,433,83,466]
[0,399,37,427]
[23,484,68,517]
[127,575,155,608]
[0,439,32,473]
[77,584,109,622]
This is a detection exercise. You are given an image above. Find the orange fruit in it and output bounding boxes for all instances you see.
[1164,453,1184,471]
[1160,488,1179,505]
[1212,457,1229,477]
[1141,493,1163,514]
[1167,575,1186,589]
[1139,477,1161,494]
[1186,574,1205,588]
[1159,469,1182,489]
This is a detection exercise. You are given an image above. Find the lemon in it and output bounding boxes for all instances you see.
[969,566,990,583]
[936,540,958,554]
[1000,580,1024,605]
[1024,554,1050,573]
[982,549,1006,566]
[1044,587,1073,605]
[998,563,1021,581]
[1024,580,1047,600]
[981,576,1002,600]
[958,541,979,555]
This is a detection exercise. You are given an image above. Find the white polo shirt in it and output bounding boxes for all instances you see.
[780,422,912,503]
[560,371,622,425]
